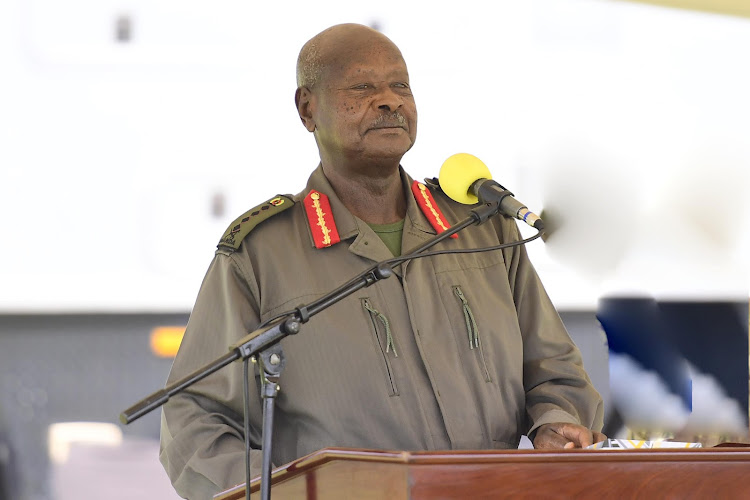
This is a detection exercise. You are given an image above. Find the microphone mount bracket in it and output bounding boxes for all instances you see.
[471,179,514,206]
[470,200,503,224]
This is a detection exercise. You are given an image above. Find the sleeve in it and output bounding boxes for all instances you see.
[159,251,265,499]
[498,221,604,440]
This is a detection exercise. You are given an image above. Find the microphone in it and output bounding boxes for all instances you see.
[439,153,545,231]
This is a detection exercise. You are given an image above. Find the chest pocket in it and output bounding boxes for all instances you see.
[361,298,399,397]
[452,285,492,383]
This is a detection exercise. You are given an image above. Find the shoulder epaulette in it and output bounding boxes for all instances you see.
[217,195,295,251]
[411,180,458,239]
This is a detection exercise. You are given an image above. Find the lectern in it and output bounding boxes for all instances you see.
[215,446,750,499]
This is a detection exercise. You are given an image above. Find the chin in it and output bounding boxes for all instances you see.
[367,138,414,159]
[362,149,409,165]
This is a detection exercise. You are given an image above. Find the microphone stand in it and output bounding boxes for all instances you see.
[120,200,503,500]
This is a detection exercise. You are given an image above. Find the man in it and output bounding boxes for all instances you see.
[160,23,604,499]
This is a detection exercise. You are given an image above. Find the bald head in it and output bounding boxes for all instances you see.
[296,24,405,90]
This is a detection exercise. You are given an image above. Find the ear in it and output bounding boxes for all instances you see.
[295,87,316,132]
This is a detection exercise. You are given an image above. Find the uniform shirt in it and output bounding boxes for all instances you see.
[159,165,604,499]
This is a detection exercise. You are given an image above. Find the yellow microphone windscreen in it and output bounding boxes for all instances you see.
[439,153,493,204]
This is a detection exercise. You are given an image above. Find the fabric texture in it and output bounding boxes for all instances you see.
[367,219,405,257]
[159,165,604,499]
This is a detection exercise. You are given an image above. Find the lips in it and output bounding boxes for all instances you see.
[369,122,406,130]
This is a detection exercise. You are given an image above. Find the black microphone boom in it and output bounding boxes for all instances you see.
[471,179,545,231]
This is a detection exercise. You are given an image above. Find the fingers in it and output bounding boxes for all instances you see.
[558,424,595,448]
[534,423,604,449]
[534,424,573,449]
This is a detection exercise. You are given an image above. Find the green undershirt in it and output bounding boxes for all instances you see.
[367,219,405,257]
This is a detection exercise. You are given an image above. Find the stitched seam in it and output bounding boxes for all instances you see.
[228,253,260,306]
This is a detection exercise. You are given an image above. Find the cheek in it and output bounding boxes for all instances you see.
[406,100,418,117]
[349,101,366,114]
[338,99,363,114]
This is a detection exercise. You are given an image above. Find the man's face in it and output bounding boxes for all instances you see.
[308,42,418,171]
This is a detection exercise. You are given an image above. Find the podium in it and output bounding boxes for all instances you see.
[215,446,750,499]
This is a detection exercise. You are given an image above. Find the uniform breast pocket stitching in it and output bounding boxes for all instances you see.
[452,285,492,383]
[361,297,399,396]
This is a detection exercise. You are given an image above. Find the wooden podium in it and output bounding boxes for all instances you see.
[214,446,750,499]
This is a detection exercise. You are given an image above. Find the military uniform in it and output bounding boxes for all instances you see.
[159,165,603,499]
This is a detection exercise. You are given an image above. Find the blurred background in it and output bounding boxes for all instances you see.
[0,0,748,498]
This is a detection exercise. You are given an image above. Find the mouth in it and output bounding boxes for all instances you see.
[368,122,406,132]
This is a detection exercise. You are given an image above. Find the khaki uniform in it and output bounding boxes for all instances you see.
[160,166,603,499]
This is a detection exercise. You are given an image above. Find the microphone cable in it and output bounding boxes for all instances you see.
[255,224,543,331]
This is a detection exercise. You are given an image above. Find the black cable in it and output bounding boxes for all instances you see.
[380,228,543,268]
[256,227,543,330]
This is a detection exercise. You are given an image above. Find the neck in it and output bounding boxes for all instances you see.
[321,162,406,224]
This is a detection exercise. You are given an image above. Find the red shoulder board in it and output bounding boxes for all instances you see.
[411,181,458,239]
[303,190,341,249]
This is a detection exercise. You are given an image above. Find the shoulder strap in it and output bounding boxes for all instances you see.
[217,195,295,251]
[411,181,458,239]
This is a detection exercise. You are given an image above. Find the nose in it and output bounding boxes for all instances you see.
[373,86,404,112]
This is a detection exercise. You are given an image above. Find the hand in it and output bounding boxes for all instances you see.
[533,422,606,449]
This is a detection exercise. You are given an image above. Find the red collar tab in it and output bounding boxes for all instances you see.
[304,190,341,249]
[411,181,458,239]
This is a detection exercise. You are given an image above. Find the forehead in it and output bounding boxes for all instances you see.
[321,39,409,84]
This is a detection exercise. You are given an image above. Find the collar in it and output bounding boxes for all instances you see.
[297,164,447,251]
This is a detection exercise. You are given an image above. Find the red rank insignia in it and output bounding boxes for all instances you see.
[304,190,341,249]
[411,181,458,239]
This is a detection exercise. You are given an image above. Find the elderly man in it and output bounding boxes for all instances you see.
[160,23,604,498]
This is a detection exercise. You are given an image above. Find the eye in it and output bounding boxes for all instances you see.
[393,82,410,89]
[350,83,371,90]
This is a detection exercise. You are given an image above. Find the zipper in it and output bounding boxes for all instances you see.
[453,286,492,382]
[361,298,399,396]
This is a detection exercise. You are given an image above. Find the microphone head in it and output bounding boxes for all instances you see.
[439,153,492,204]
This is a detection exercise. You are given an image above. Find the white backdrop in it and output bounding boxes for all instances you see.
[1,0,748,311]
